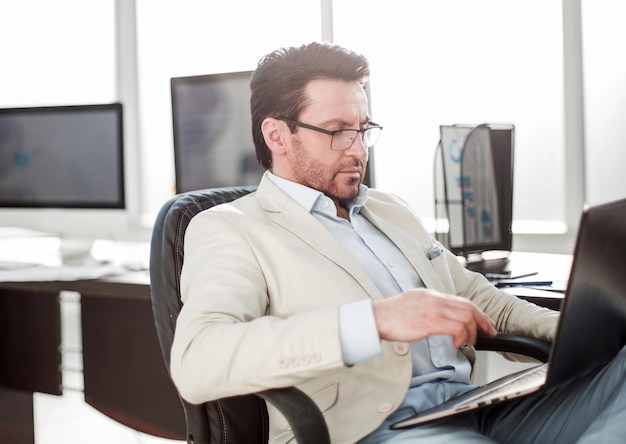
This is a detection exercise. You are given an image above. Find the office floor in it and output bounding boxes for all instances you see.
[34,391,183,444]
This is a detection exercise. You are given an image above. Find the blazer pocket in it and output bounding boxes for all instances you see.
[428,254,456,294]
[309,380,339,413]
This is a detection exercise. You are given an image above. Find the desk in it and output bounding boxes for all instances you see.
[467,251,571,311]
[0,284,61,443]
[77,273,185,439]
[0,273,186,443]
[0,247,569,443]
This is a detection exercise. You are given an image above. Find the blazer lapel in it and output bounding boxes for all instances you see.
[360,205,444,291]
[255,176,384,300]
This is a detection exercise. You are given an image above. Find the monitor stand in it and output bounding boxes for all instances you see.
[58,236,98,265]
[465,250,511,276]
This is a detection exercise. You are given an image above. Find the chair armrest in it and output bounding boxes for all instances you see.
[475,334,551,362]
[258,387,330,444]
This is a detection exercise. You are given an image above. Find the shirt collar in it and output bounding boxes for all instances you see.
[267,171,368,216]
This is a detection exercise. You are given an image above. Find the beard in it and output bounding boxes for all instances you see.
[290,136,364,203]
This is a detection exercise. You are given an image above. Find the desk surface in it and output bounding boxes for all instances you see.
[0,235,150,271]
[0,235,150,297]
[468,251,570,311]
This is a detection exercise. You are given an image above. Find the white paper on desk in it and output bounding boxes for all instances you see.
[0,263,126,282]
[501,286,565,299]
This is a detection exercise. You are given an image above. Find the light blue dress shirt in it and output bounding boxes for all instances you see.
[267,172,475,414]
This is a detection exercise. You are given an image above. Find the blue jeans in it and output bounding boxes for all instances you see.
[360,345,626,443]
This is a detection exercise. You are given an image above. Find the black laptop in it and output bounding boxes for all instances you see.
[392,197,626,429]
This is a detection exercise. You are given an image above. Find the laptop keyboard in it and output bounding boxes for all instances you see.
[474,364,549,404]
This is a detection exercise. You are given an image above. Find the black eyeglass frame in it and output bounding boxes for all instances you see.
[277,117,383,151]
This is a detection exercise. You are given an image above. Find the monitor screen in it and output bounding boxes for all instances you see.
[171,71,264,193]
[435,123,514,259]
[0,103,125,209]
[171,71,376,193]
[0,104,129,262]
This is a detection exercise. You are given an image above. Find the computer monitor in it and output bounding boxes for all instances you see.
[170,71,375,193]
[171,71,264,193]
[434,123,514,262]
[0,103,128,261]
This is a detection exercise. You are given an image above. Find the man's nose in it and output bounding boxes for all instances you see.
[345,134,368,158]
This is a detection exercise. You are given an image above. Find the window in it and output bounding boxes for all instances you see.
[333,0,565,230]
[582,0,626,206]
[0,0,115,107]
[135,0,321,221]
[4,1,623,254]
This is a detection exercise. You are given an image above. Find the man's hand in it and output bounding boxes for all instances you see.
[372,288,497,348]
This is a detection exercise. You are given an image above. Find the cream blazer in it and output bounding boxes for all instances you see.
[171,174,558,444]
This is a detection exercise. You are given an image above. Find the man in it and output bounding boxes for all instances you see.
[170,42,625,443]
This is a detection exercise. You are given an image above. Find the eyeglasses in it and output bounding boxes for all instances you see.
[277,117,383,151]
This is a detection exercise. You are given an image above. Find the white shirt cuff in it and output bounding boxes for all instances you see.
[338,299,382,366]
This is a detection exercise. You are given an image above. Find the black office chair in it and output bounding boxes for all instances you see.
[149,186,551,444]
[149,185,330,444]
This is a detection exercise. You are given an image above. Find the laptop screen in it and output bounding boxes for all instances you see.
[547,198,626,386]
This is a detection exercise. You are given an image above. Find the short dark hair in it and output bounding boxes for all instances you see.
[250,42,370,169]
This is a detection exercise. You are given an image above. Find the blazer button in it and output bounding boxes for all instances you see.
[393,343,409,356]
[378,403,393,413]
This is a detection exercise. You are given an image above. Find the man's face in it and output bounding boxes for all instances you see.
[286,78,370,204]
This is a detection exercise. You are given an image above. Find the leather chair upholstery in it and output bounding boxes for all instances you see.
[149,186,330,444]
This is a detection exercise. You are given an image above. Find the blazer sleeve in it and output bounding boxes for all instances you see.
[442,247,560,342]
[170,209,347,404]
[364,189,560,343]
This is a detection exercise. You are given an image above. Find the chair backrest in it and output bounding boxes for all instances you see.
[149,186,266,444]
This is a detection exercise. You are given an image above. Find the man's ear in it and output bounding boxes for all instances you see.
[261,117,288,155]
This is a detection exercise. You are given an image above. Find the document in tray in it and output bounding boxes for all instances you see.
[0,262,125,282]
